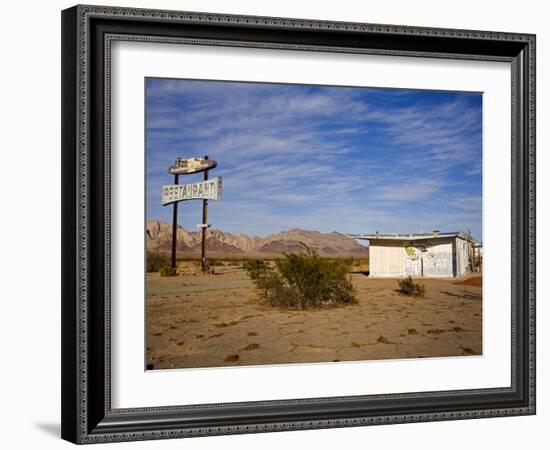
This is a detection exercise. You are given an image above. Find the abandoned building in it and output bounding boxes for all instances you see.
[352,230,481,278]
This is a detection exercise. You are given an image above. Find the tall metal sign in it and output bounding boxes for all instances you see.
[162,156,221,272]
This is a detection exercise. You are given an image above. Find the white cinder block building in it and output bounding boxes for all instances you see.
[352,231,480,278]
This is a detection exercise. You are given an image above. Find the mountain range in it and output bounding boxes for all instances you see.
[146,220,369,258]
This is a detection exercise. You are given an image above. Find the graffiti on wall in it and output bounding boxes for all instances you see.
[402,242,452,276]
[403,246,421,276]
[422,247,451,276]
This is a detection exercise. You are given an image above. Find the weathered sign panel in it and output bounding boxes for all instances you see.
[168,157,217,175]
[161,177,222,205]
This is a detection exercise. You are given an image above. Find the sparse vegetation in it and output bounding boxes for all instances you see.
[224,354,240,362]
[147,251,171,273]
[473,256,483,271]
[241,343,260,351]
[159,265,177,277]
[244,244,356,309]
[377,335,396,344]
[209,259,225,266]
[397,276,426,297]
[242,259,270,280]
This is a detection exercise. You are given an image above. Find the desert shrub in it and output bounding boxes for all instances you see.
[474,256,483,270]
[242,259,269,279]
[397,276,426,296]
[147,252,171,273]
[244,244,356,309]
[159,265,177,277]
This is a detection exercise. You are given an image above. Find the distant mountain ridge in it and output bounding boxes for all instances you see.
[146,220,369,257]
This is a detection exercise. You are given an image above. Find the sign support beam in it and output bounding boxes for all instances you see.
[170,173,179,270]
[201,156,209,272]
[162,156,220,273]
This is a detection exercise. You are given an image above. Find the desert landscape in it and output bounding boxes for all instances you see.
[146,220,370,258]
[144,81,484,371]
[146,257,482,370]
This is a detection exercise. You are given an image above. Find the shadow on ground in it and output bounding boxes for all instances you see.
[440,290,482,301]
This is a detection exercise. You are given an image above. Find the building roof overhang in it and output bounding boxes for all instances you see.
[349,231,479,244]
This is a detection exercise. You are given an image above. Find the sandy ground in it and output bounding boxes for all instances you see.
[146,265,482,370]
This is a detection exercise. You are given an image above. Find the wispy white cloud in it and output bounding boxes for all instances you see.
[146,79,483,239]
[375,179,442,202]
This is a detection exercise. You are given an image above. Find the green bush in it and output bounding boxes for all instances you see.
[242,259,269,280]
[244,244,356,309]
[159,265,177,277]
[397,276,426,296]
[147,252,171,273]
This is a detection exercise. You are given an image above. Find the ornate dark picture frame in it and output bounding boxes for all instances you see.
[61,4,536,444]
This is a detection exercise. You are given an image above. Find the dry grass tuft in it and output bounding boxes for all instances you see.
[427,329,446,335]
[241,343,260,351]
[377,335,396,344]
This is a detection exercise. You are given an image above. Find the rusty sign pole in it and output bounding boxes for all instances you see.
[201,155,209,272]
[170,173,180,270]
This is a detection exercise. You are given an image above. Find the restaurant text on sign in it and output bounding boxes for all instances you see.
[161,177,222,205]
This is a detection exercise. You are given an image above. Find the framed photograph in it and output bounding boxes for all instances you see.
[61,4,536,444]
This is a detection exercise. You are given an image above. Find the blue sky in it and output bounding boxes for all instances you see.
[146,78,482,240]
